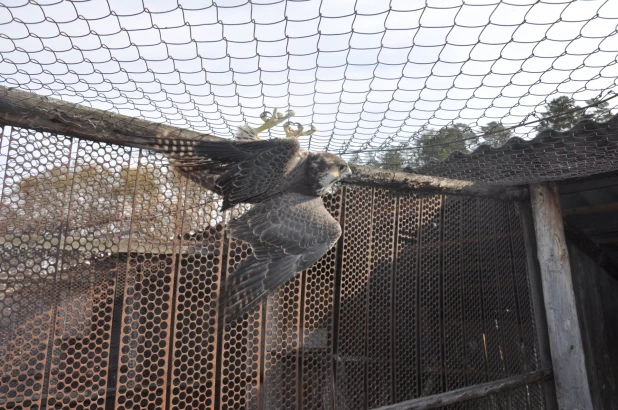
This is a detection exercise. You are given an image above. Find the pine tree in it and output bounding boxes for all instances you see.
[537,96,585,131]
[480,121,512,147]
[584,97,614,123]
[416,123,473,165]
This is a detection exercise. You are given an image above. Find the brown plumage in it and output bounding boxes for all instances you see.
[129,133,351,324]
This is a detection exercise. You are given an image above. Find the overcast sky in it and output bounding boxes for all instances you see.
[0,0,617,160]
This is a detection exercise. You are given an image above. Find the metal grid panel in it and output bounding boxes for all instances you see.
[418,194,444,397]
[0,129,548,410]
[336,186,373,410]
[113,152,183,410]
[168,182,224,410]
[219,234,262,410]
[393,193,421,403]
[0,126,73,410]
[366,188,396,408]
[442,195,465,410]
[45,140,131,410]
[300,189,342,410]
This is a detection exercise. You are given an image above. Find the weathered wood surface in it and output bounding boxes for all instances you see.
[562,202,618,217]
[371,369,552,410]
[530,183,593,410]
[0,86,529,200]
[518,202,559,410]
[0,86,219,145]
[568,244,618,410]
[563,222,618,281]
[345,165,528,201]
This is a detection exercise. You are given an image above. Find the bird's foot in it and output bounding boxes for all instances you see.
[255,108,296,133]
[283,122,316,138]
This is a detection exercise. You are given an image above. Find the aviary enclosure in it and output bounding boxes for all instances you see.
[1,0,618,409]
[0,122,545,409]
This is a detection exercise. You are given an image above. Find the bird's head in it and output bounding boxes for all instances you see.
[306,152,351,195]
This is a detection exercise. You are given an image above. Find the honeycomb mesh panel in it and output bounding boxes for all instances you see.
[478,199,507,382]
[114,151,183,410]
[366,188,396,408]
[393,193,421,403]
[418,195,444,397]
[263,266,301,410]
[46,140,132,410]
[442,195,466,408]
[168,181,224,410]
[300,188,342,410]
[460,198,487,389]
[0,126,74,410]
[219,233,262,410]
[507,206,546,410]
[0,126,550,410]
[336,186,373,410]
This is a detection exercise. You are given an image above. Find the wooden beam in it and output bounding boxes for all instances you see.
[344,165,528,201]
[0,86,220,146]
[562,202,618,217]
[0,86,528,200]
[530,183,593,410]
[370,369,552,410]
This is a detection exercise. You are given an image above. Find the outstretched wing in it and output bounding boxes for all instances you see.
[128,136,301,210]
[221,193,342,324]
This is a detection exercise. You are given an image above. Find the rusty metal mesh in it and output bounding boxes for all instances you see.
[0,125,545,410]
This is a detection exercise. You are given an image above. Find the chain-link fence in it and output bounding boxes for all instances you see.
[0,0,616,166]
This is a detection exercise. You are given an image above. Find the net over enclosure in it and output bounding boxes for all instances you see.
[0,0,617,410]
[0,0,617,162]
[0,123,546,410]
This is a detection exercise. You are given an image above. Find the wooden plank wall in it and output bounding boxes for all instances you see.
[567,243,618,410]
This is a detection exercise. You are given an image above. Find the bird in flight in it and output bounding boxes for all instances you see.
[132,110,351,325]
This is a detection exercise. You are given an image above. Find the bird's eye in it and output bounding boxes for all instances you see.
[339,164,347,172]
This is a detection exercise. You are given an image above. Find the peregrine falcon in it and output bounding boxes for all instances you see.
[133,110,350,324]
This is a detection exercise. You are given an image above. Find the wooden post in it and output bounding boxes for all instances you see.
[518,202,559,410]
[530,183,593,410]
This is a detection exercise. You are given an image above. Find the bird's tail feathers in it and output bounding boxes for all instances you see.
[220,254,298,329]
[122,136,251,163]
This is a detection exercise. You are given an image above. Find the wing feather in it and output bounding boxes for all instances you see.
[124,136,301,209]
[221,193,341,325]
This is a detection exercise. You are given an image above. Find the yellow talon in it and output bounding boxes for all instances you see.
[255,108,296,134]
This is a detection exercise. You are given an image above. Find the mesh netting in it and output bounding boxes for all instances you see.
[0,125,547,410]
[411,113,618,184]
[0,0,617,162]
